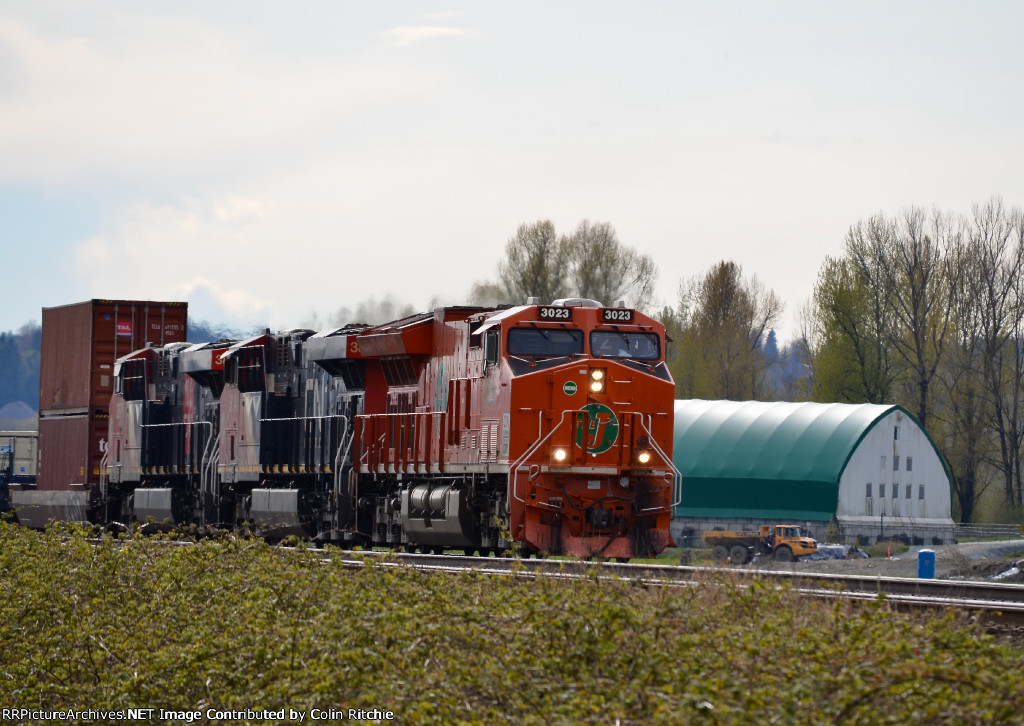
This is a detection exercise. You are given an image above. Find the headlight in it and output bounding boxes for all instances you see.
[636,450,652,465]
[553,447,569,464]
[589,368,606,393]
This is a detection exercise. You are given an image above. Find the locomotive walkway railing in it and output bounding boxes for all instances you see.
[98,447,110,508]
[138,420,213,475]
[509,409,573,505]
[258,415,351,474]
[201,428,218,527]
[355,412,445,475]
[632,412,683,511]
[508,409,678,512]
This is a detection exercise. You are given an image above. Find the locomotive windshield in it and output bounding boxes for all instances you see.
[590,331,660,360]
[507,327,584,358]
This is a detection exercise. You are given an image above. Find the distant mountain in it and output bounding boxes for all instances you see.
[0,401,37,431]
[187,318,262,344]
[0,401,36,420]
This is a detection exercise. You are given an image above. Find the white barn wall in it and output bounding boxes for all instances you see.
[836,409,954,544]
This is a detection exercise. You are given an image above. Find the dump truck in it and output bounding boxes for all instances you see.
[702,524,818,564]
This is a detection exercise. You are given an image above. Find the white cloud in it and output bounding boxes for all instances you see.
[174,278,272,328]
[422,11,466,21]
[71,195,276,325]
[0,17,424,187]
[214,195,268,225]
[382,26,469,46]
[4,2,1024,345]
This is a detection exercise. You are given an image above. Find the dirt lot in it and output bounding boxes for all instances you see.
[749,539,1024,581]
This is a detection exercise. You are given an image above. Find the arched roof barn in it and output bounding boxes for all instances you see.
[672,400,954,543]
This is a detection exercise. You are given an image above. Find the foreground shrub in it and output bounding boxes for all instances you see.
[0,523,1022,724]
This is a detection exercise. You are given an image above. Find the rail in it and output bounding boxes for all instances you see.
[314,550,1024,629]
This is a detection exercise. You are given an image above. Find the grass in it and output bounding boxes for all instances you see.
[1,523,1023,725]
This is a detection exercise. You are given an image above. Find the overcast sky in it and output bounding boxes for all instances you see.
[2,2,1022,342]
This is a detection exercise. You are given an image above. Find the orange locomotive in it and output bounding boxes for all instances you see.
[102,298,679,559]
[347,298,680,559]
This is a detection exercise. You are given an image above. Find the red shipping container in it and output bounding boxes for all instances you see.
[39,299,188,414]
[36,413,109,491]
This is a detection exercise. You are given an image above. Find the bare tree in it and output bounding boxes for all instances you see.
[969,199,1024,507]
[563,220,657,309]
[497,220,568,304]
[320,294,417,327]
[466,280,511,308]
[934,225,992,523]
[673,261,782,400]
[846,206,964,428]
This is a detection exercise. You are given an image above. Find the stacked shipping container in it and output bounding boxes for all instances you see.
[13,300,187,526]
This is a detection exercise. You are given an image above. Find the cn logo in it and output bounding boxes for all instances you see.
[575,403,619,454]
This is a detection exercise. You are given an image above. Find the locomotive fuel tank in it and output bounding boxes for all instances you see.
[401,483,476,547]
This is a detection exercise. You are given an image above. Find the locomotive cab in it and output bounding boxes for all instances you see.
[482,299,679,559]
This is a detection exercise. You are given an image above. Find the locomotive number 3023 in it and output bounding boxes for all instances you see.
[537,307,572,320]
[602,309,634,322]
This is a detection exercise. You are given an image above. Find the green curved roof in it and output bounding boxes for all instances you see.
[673,399,929,521]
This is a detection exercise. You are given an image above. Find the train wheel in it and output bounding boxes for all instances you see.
[729,546,748,565]
[711,545,729,562]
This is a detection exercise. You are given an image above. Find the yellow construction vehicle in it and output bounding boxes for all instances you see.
[702,524,818,564]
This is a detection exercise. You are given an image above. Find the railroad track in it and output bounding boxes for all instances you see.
[327,550,1024,630]
[96,536,1024,631]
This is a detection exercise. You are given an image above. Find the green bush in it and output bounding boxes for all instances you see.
[0,523,1022,725]
[864,540,910,558]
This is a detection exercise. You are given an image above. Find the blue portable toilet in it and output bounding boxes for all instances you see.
[917,549,936,578]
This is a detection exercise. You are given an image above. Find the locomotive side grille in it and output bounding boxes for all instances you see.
[482,420,498,461]
[380,355,418,386]
[275,341,291,368]
[157,352,170,378]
